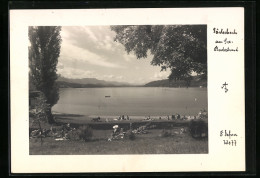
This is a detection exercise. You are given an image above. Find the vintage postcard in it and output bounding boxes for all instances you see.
[10,8,245,173]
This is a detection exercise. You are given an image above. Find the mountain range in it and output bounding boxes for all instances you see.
[56,75,207,88]
[144,75,207,88]
[57,76,138,88]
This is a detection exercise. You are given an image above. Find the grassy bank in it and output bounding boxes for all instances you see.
[30,112,208,155]
[30,128,208,155]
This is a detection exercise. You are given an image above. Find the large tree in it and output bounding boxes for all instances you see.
[111,25,207,86]
[29,26,62,123]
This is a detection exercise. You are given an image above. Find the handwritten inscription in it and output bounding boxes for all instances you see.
[221,82,228,93]
[220,130,238,146]
[213,28,237,35]
[213,28,238,52]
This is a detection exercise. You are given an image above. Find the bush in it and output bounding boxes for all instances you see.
[189,120,208,138]
[160,129,171,137]
[78,125,93,141]
[66,130,81,141]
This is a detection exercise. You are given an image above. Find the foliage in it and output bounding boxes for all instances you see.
[29,93,50,145]
[189,120,208,138]
[111,25,207,85]
[29,26,62,123]
[78,125,93,141]
[67,130,81,141]
[29,93,50,123]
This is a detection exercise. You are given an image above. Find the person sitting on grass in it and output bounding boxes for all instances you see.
[113,125,120,135]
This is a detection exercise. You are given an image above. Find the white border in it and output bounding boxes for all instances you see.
[10,8,245,173]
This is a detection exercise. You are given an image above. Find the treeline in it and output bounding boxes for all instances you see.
[145,76,207,88]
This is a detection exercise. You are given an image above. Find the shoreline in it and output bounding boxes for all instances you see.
[53,112,207,125]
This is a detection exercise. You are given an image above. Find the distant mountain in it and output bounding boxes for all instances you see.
[57,76,138,88]
[144,76,207,88]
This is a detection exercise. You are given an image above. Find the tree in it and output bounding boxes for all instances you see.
[29,26,62,123]
[29,93,50,145]
[110,25,207,86]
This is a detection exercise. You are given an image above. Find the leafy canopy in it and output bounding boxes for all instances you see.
[111,25,207,81]
[29,26,62,107]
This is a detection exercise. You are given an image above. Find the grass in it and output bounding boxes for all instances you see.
[29,128,208,155]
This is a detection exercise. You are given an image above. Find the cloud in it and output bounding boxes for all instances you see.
[58,26,168,84]
[123,53,137,62]
[116,76,123,80]
[103,74,114,79]
[57,66,95,79]
[83,27,98,42]
[151,71,170,80]
[60,43,123,68]
[100,74,124,81]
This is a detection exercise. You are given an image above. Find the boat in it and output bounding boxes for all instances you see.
[105,96,111,98]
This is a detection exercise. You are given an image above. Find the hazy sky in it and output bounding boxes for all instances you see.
[57,26,170,85]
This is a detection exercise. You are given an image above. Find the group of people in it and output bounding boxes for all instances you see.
[158,114,184,120]
[143,116,154,121]
[117,115,130,121]
[197,109,208,119]
[108,125,126,141]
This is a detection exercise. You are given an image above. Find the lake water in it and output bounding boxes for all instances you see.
[52,87,207,116]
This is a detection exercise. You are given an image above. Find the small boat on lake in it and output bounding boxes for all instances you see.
[105,96,111,98]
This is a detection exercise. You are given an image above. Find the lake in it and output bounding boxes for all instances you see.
[52,87,207,116]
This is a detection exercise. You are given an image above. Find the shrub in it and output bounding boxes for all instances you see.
[189,120,208,138]
[66,130,81,141]
[78,125,93,141]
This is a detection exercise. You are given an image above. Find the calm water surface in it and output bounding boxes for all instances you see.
[53,87,207,116]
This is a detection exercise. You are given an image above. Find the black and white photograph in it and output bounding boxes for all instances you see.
[28,25,208,155]
[10,7,246,173]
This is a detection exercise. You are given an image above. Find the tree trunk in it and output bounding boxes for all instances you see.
[38,119,43,146]
[46,107,55,124]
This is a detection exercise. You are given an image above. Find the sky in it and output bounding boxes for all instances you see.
[57,26,170,85]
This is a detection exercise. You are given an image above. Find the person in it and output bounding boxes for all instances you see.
[159,117,161,120]
[113,125,120,136]
[63,123,71,132]
[171,115,175,120]
[167,115,170,120]
[127,115,129,120]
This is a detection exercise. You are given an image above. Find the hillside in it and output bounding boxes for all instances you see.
[57,76,138,88]
[144,76,207,88]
